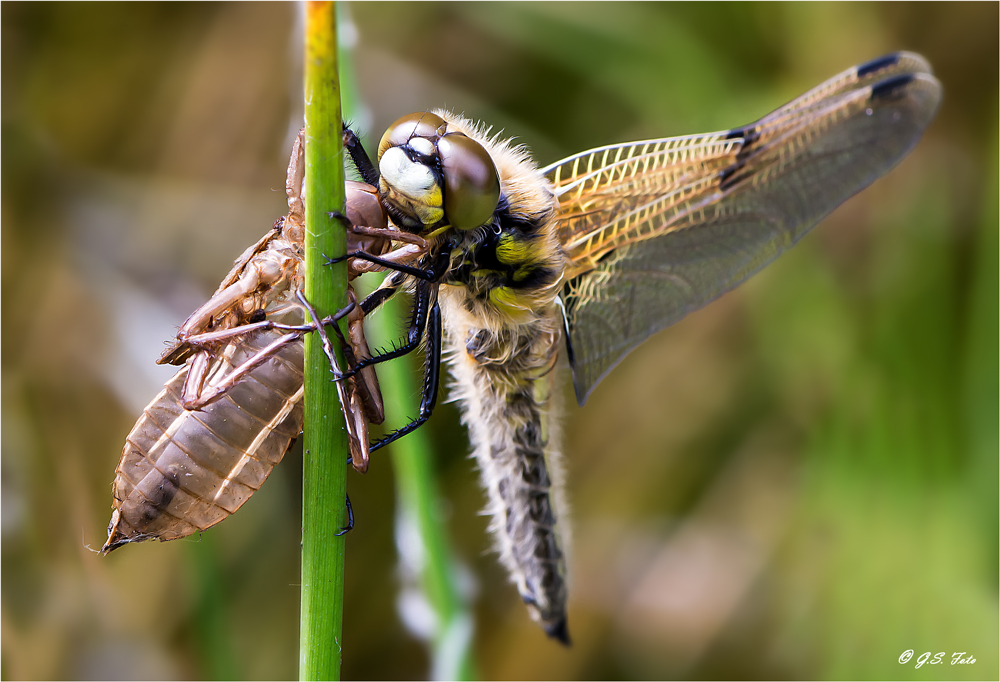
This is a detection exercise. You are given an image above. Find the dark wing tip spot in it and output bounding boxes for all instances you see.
[544,617,572,646]
[856,53,901,79]
[870,73,915,101]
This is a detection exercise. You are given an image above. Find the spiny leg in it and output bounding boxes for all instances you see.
[342,280,436,382]
[325,248,443,281]
[368,300,442,453]
[360,271,405,315]
[334,493,354,536]
[342,122,379,186]
[328,248,449,381]
[324,209,439,280]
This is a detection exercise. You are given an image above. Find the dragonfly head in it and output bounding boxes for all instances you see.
[377,111,500,234]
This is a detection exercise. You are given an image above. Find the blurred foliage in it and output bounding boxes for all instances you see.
[2,2,996,680]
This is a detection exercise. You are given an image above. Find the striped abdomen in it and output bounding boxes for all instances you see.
[442,294,570,642]
[103,329,304,552]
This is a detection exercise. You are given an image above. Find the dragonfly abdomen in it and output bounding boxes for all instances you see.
[442,293,571,643]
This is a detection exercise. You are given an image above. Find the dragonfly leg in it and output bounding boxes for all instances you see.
[323,206,430,278]
[336,278,435,383]
[347,304,385,425]
[343,122,379,186]
[368,299,442,453]
[339,379,372,473]
[180,351,211,405]
[325,246,441,281]
[334,493,355,536]
[359,272,405,314]
[348,223,427,249]
[176,296,357,410]
[293,289,351,378]
[169,306,351,351]
[182,331,302,409]
[291,288,387,407]
[294,288,380,472]
[158,269,266,365]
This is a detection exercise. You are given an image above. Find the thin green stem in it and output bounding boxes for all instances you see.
[300,2,348,680]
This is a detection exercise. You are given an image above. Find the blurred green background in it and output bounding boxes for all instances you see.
[2,2,996,679]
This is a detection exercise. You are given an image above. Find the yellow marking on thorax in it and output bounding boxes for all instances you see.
[488,286,535,321]
[495,233,537,266]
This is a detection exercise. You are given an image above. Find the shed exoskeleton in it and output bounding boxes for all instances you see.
[101,130,426,553]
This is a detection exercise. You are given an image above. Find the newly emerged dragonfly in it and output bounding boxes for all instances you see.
[101,131,427,553]
[333,52,941,643]
[102,51,940,644]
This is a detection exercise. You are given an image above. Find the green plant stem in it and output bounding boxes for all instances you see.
[300,2,348,680]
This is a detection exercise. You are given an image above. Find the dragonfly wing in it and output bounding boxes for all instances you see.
[548,53,942,405]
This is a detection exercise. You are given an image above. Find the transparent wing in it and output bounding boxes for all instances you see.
[543,52,942,404]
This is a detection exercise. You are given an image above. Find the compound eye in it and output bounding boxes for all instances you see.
[438,133,500,230]
[377,112,447,161]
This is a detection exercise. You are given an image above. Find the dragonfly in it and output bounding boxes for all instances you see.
[331,51,941,644]
[101,130,427,553]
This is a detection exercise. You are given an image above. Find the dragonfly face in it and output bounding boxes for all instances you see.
[376,111,501,232]
[346,51,941,643]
